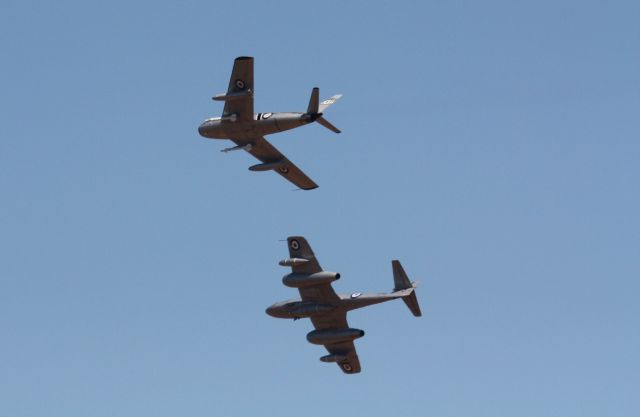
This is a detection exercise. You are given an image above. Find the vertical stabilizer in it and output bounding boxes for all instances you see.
[307,87,319,115]
[392,260,422,317]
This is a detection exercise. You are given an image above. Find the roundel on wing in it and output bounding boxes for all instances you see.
[350,292,362,299]
[342,363,352,372]
[235,79,245,89]
[279,166,289,174]
[290,239,300,250]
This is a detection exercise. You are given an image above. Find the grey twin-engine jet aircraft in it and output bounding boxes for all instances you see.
[266,236,422,374]
[198,57,342,190]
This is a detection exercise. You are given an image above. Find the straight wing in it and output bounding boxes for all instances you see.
[311,311,362,374]
[285,236,339,303]
[223,56,254,122]
[285,237,361,373]
[286,236,322,273]
[242,137,318,190]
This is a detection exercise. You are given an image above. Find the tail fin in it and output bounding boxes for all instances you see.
[392,260,422,317]
[305,88,342,134]
[307,87,319,115]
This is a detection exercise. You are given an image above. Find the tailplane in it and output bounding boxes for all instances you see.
[304,87,342,134]
[392,260,422,317]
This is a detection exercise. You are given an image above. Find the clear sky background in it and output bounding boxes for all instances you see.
[1,1,639,416]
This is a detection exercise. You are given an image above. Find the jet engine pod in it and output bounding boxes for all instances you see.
[320,354,347,363]
[306,328,365,345]
[282,271,341,288]
[278,257,309,267]
[248,160,286,172]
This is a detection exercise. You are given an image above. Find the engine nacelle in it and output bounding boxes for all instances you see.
[282,271,340,288]
[320,354,347,363]
[249,160,285,172]
[278,258,310,267]
[306,328,365,345]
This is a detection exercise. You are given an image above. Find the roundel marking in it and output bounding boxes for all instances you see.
[262,112,272,119]
[290,239,300,250]
[279,166,289,174]
[235,79,245,89]
[321,99,334,105]
[342,363,352,372]
[350,292,362,299]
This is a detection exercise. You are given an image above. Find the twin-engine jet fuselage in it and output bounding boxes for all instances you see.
[266,236,422,374]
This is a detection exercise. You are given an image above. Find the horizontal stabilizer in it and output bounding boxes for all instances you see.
[316,116,341,134]
[402,288,422,317]
[318,94,342,113]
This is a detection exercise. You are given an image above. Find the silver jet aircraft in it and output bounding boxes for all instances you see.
[266,236,422,374]
[198,57,342,190]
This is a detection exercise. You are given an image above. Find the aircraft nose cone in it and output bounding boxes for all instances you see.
[265,305,275,317]
[265,304,281,318]
[198,123,207,137]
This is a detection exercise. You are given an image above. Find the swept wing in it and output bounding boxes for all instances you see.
[239,140,318,190]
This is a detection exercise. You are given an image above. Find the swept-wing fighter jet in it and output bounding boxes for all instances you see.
[198,56,342,190]
[266,236,422,374]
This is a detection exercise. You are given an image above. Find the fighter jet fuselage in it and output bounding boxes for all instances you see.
[198,56,342,190]
[198,112,315,140]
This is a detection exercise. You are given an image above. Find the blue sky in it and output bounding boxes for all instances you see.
[1,1,639,416]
